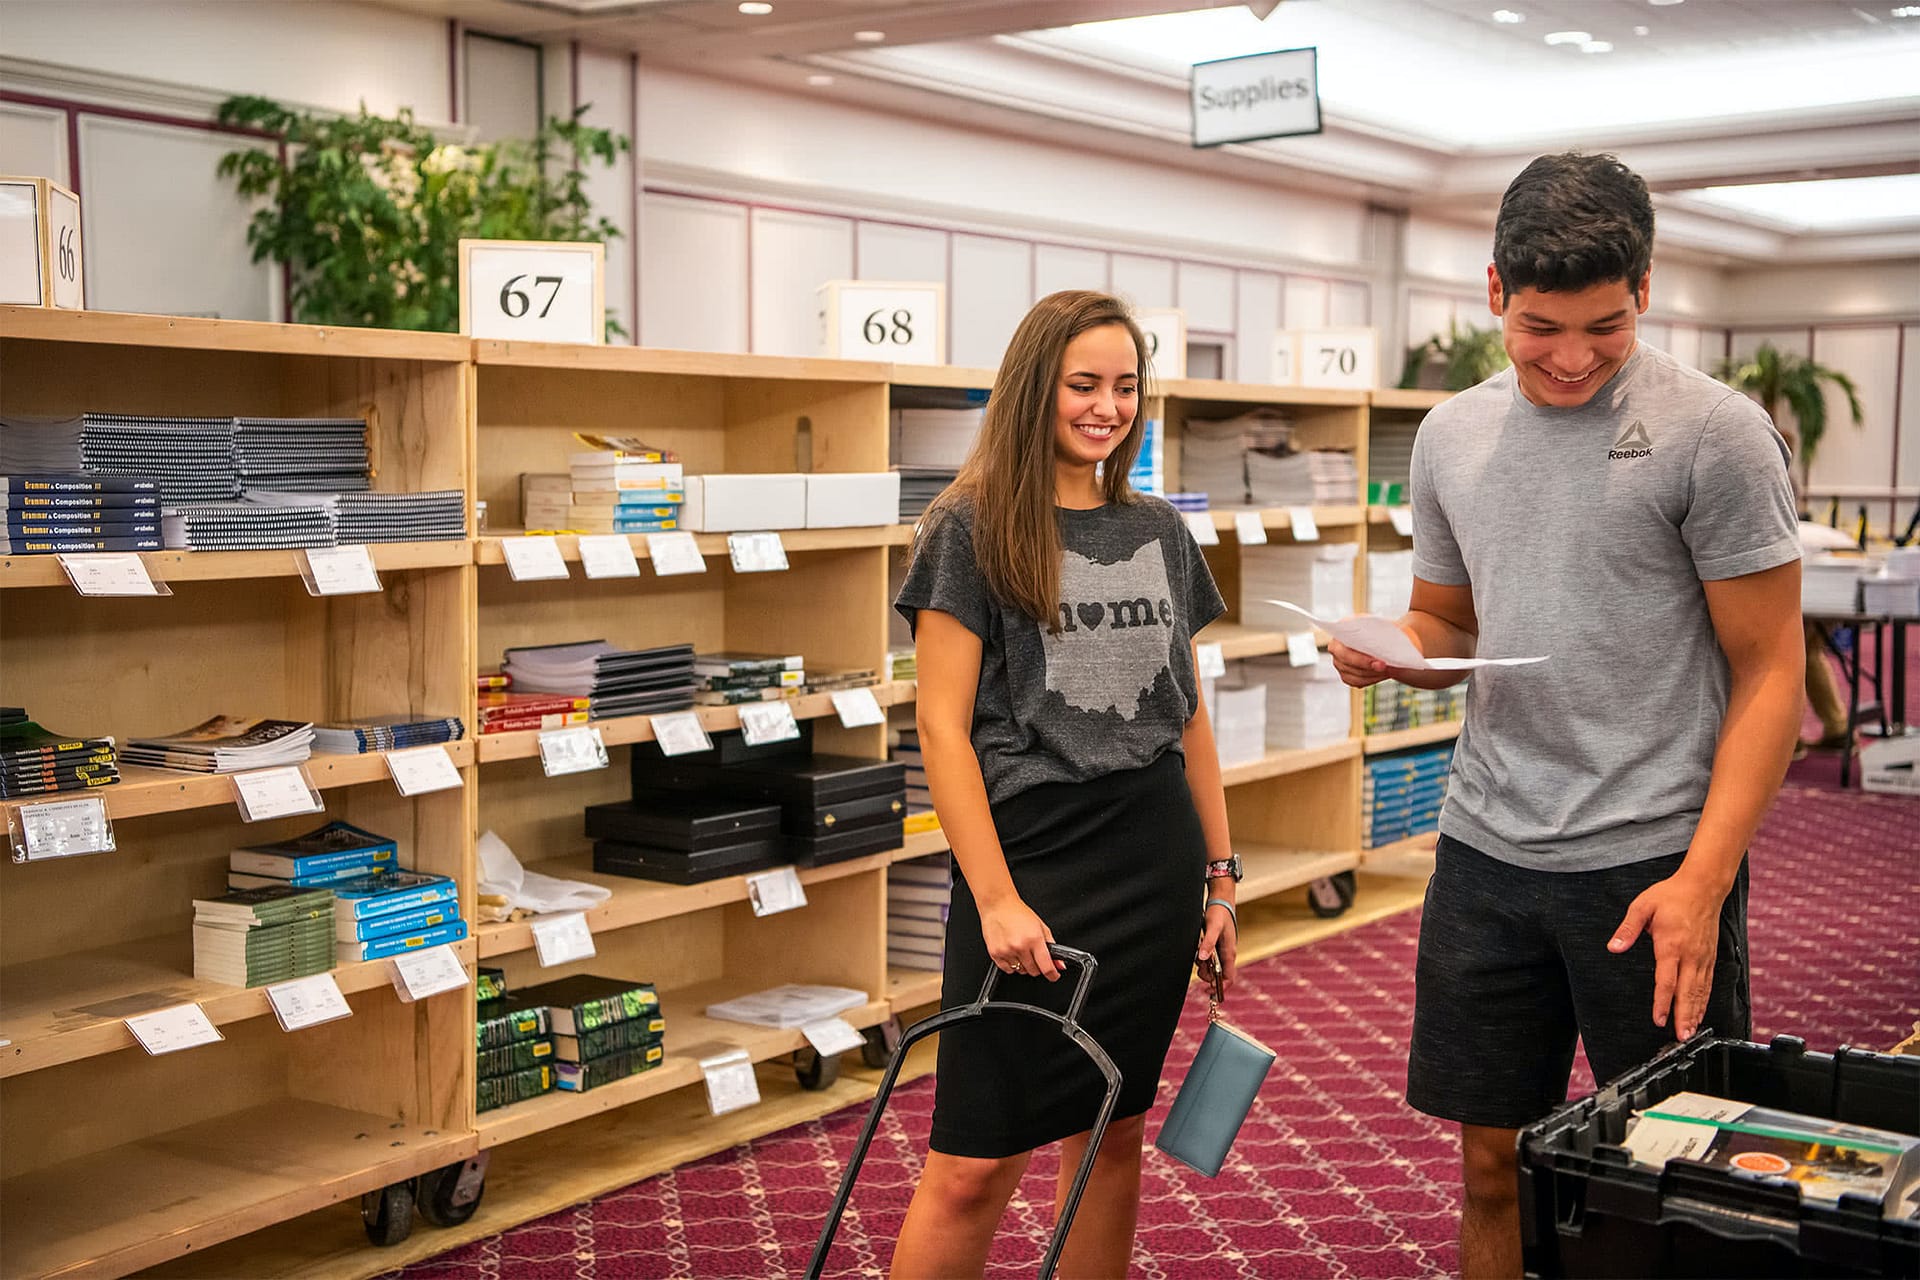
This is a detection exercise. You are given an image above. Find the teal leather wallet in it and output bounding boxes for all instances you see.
[1154,958,1275,1177]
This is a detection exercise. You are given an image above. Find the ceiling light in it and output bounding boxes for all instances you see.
[1543,29,1590,44]
[1581,39,1613,52]
[1634,24,1650,34]
[1647,0,1684,6]
[738,2,773,13]
[1491,9,1524,22]
[806,73,834,86]
[1891,4,1920,15]
[853,29,886,42]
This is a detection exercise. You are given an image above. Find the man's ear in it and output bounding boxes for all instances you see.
[1634,270,1652,314]
[1486,264,1504,316]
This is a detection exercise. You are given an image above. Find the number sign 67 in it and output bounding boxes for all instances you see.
[460,239,605,345]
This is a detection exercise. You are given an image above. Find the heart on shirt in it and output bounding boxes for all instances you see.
[1077,602,1104,630]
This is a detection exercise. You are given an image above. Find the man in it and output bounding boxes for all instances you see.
[1333,152,1804,1278]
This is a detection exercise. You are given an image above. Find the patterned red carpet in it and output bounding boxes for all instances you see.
[396,784,1918,1279]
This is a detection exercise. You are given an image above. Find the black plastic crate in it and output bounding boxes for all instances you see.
[1520,1034,1920,1278]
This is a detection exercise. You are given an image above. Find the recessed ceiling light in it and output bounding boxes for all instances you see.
[1891,4,1920,15]
[1634,24,1650,34]
[1491,9,1524,22]
[806,73,834,85]
[739,2,773,13]
[1582,39,1613,52]
[1647,0,1684,6]
[1543,29,1590,44]
[853,29,886,42]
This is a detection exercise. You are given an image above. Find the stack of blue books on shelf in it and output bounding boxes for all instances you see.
[1363,744,1454,850]
[330,869,463,964]
[311,713,467,755]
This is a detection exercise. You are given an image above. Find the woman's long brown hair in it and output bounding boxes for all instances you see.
[918,290,1153,633]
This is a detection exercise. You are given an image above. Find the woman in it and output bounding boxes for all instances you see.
[891,290,1240,1278]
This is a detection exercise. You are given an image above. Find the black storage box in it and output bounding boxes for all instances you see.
[1520,1034,1920,1279]
[585,793,782,851]
[592,837,788,884]
[637,751,906,832]
[787,819,905,868]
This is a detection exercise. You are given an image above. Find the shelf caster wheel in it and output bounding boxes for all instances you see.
[795,1047,841,1091]
[860,1021,897,1070]
[1307,870,1357,919]
[360,1180,415,1246]
[416,1152,490,1228]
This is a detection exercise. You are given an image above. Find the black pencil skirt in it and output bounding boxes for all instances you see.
[929,751,1208,1158]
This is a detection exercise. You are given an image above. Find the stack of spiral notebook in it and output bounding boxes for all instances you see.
[501,640,697,719]
[82,413,239,503]
[246,489,467,543]
[162,500,335,550]
[232,418,371,493]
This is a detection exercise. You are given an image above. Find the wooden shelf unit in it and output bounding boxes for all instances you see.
[1363,721,1462,754]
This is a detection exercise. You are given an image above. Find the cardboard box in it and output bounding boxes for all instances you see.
[806,472,901,529]
[1859,733,1920,796]
[681,474,806,532]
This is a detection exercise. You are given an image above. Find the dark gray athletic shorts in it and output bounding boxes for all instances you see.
[1406,833,1751,1130]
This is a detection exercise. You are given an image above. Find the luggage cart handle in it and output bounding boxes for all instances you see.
[975,943,1099,1024]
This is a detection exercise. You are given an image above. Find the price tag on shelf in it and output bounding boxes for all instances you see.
[1287,631,1319,668]
[1232,512,1267,545]
[577,534,641,579]
[1388,506,1414,537]
[830,687,886,728]
[647,531,706,576]
[231,765,325,823]
[728,532,789,574]
[301,545,381,596]
[538,726,608,777]
[745,866,808,918]
[57,552,168,597]
[700,1048,762,1117]
[1183,512,1220,546]
[10,796,114,863]
[738,701,800,747]
[1288,507,1320,542]
[265,973,353,1032]
[500,535,570,582]
[801,1017,866,1059]
[1196,641,1227,680]
[383,745,464,797]
[532,911,597,967]
[390,944,470,1004]
[124,1003,223,1056]
[650,711,712,757]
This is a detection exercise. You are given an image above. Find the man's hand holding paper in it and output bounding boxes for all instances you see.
[1266,600,1548,679]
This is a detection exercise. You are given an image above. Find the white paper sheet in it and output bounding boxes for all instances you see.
[477,829,612,914]
[1262,600,1548,671]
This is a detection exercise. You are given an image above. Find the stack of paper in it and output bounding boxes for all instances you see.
[1367,549,1415,617]
[1243,654,1351,749]
[1802,556,1864,614]
[82,413,238,503]
[123,716,315,773]
[1179,413,1277,508]
[897,466,960,522]
[887,854,950,972]
[0,413,85,472]
[520,473,571,529]
[891,408,982,469]
[1247,449,1358,507]
[191,884,336,987]
[232,418,370,492]
[705,983,868,1028]
[502,639,697,719]
[1240,543,1358,630]
[162,499,334,550]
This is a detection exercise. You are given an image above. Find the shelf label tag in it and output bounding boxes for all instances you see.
[500,535,570,581]
[746,866,808,918]
[10,796,114,863]
[1389,506,1414,537]
[647,531,706,576]
[821,281,943,365]
[738,701,800,747]
[384,745,463,796]
[58,552,167,596]
[830,687,885,728]
[232,765,325,823]
[125,1002,223,1055]
[650,711,712,757]
[532,911,597,967]
[577,534,641,579]
[1184,512,1219,546]
[266,973,353,1032]
[390,944,469,1003]
[538,726,608,777]
[1287,631,1319,668]
[701,1048,762,1116]
[302,545,381,595]
[1288,507,1319,542]
[801,1017,866,1058]
[1196,642,1227,680]
[728,531,789,573]
[1232,511,1267,545]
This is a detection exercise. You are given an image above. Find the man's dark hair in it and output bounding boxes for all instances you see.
[1493,152,1653,304]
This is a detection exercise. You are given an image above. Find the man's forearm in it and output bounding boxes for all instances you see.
[1393,609,1477,691]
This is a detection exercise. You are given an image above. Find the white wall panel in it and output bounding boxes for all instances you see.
[950,234,1031,370]
[1806,326,1900,493]
[0,105,69,185]
[1110,254,1174,311]
[576,49,635,343]
[641,193,745,352]
[855,221,946,284]
[1665,325,1704,371]
[466,34,541,144]
[1405,292,1458,350]
[750,207,853,357]
[1284,277,1330,329]
[1329,280,1370,328]
[78,117,271,319]
[1899,326,1920,492]
[1648,259,1723,320]
[1722,261,1920,324]
[1234,270,1281,384]
[1405,216,1487,287]
[1034,244,1107,299]
[1638,321,1672,354]
[1178,261,1234,334]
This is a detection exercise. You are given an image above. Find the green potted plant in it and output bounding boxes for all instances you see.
[1399,321,1511,391]
[1713,343,1864,496]
[215,96,629,335]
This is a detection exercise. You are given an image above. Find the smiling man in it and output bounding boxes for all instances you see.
[1330,152,1805,1277]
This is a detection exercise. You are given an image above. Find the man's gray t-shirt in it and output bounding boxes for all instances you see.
[895,495,1226,805]
[1412,342,1799,871]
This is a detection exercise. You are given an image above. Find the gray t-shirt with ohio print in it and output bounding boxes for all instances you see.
[895,494,1226,805]
[1412,341,1799,872]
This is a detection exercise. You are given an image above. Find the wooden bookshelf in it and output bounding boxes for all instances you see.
[1368,388,1451,412]
[1362,721,1462,754]
[1220,739,1361,787]
[472,526,911,565]
[0,540,474,590]
[1197,504,1368,535]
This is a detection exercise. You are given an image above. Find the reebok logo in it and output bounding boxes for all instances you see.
[1609,420,1652,461]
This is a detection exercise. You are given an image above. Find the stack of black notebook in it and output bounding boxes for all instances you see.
[0,713,120,798]
[502,640,697,720]
[161,500,335,550]
[1,474,161,553]
[232,418,371,493]
[81,413,238,503]
[587,791,788,884]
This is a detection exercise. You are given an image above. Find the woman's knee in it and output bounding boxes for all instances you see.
[920,1151,1029,1214]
